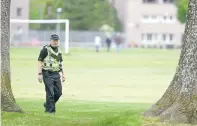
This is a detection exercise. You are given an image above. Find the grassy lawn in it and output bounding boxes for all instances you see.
[3,47,189,126]
[2,99,151,126]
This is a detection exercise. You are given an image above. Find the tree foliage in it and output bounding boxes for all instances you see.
[177,0,188,23]
[29,0,121,31]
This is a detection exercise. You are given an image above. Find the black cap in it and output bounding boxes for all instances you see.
[50,34,59,40]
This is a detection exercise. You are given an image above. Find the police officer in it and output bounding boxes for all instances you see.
[37,34,65,113]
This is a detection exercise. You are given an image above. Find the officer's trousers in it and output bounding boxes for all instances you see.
[42,70,62,113]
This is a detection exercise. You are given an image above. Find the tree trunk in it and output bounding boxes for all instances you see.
[1,0,23,112]
[143,0,197,124]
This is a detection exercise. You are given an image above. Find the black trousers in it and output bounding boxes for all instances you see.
[42,70,62,113]
[106,41,111,52]
[96,46,99,52]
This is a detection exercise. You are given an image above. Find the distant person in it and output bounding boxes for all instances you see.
[94,36,101,52]
[106,37,112,52]
[13,27,23,47]
[37,34,65,114]
[114,33,123,53]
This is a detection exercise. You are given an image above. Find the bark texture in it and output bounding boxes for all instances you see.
[1,0,22,112]
[143,0,197,124]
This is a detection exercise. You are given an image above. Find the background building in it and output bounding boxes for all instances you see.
[10,0,30,41]
[10,0,185,48]
[112,0,185,48]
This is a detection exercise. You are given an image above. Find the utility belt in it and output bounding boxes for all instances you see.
[42,69,61,79]
[42,69,60,74]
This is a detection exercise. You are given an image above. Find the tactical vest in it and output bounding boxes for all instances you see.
[42,45,62,72]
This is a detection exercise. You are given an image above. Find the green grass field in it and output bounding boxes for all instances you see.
[2,47,187,126]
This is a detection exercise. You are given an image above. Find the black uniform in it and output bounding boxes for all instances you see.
[106,37,111,52]
[38,36,63,113]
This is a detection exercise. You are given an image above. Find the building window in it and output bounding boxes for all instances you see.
[141,15,175,23]
[16,8,22,17]
[161,15,175,23]
[142,33,174,43]
[143,15,149,19]
[161,33,174,43]
[141,15,160,23]
[163,16,167,20]
[169,34,174,41]
[169,16,173,20]
[162,34,166,41]
[163,0,174,3]
[141,33,154,42]
[147,34,153,41]
[143,0,158,3]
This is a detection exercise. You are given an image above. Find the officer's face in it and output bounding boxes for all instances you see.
[50,40,59,47]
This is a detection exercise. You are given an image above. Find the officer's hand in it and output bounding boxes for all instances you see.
[62,74,66,82]
[38,75,43,83]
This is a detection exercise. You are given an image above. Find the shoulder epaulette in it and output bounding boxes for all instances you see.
[43,45,49,49]
[58,47,62,53]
